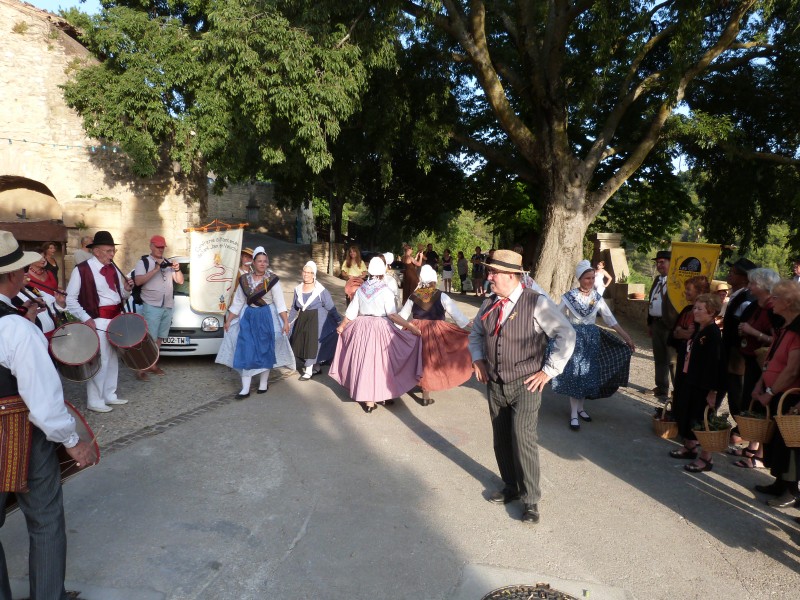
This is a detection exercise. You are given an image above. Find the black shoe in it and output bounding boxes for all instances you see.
[384,399,395,406]
[644,387,669,397]
[766,491,799,508]
[755,481,788,496]
[256,388,268,394]
[235,392,250,400]
[521,504,540,524]
[361,403,377,413]
[488,487,519,504]
[422,398,435,406]
[577,410,592,422]
[569,417,580,431]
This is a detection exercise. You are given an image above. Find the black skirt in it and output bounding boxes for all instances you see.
[290,309,319,360]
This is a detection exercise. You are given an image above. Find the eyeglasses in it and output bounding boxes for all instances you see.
[486,269,506,276]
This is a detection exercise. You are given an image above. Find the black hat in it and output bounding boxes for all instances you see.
[725,257,757,273]
[651,250,671,261]
[87,231,118,248]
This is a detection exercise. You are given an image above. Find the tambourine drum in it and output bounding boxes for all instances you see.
[49,322,101,382]
[106,313,159,371]
[4,401,100,516]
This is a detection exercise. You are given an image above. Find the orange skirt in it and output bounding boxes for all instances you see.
[415,320,473,392]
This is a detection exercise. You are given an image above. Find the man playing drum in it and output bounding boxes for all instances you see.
[0,231,97,599]
[66,231,133,413]
[133,234,183,381]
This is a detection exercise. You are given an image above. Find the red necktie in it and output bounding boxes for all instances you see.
[481,297,510,335]
[100,264,118,292]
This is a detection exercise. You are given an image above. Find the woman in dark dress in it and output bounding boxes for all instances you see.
[669,276,709,438]
[41,241,59,286]
[668,293,726,472]
[289,261,341,380]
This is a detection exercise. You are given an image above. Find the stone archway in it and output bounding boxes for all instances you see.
[0,175,67,284]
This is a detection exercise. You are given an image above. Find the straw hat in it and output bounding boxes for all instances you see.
[480,249,526,273]
[0,231,42,274]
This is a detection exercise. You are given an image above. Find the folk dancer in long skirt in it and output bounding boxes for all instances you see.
[289,261,341,381]
[398,265,472,406]
[216,247,294,398]
[329,257,422,413]
[551,260,635,431]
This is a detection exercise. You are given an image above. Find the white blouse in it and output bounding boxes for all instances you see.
[345,285,397,319]
[558,292,617,327]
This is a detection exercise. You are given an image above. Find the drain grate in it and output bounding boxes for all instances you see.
[481,583,580,600]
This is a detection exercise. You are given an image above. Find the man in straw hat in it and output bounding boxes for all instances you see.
[0,230,98,599]
[66,230,134,413]
[468,249,575,524]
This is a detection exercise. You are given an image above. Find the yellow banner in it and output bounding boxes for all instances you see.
[667,242,721,313]
[189,228,243,313]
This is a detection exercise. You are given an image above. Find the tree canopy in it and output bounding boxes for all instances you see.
[62,1,800,293]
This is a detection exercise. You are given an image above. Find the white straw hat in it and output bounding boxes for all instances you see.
[0,231,44,275]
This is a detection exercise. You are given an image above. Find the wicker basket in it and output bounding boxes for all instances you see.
[693,406,731,453]
[653,400,679,439]
[734,399,775,444]
[775,388,800,448]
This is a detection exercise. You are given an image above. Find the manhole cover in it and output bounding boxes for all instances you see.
[481,583,580,600]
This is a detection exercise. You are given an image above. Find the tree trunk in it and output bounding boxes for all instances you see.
[531,197,589,298]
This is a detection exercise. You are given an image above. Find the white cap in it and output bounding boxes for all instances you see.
[367,256,386,276]
[383,252,394,265]
[575,259,593,280]
[419,264,437,283]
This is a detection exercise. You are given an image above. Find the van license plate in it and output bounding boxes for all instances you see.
[166,336,189,345]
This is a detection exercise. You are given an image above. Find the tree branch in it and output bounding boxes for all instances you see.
[451,130,540,184]
[335,8,367,49]
[720,144,800,165]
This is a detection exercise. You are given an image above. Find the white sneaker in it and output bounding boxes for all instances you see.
[87,404,113,413]
[106,398,129,405]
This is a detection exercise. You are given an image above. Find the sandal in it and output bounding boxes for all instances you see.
[726,447,755,458]
[685,457,713,472]
[669,448,698,460]
[733,456,765,469]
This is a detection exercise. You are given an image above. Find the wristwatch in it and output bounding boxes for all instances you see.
[764,386,774,396]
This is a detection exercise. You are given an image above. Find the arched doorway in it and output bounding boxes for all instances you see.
[0,176,67,285]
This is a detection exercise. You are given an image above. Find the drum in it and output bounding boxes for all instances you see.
[4,401,100,516]
[106,313,159,371]
[49,322,101,382]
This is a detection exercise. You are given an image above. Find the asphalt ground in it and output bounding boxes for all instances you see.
[3,234,799,599]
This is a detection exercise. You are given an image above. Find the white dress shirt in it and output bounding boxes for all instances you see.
[468,284,576,378]
[66,256,129,322]
[0,295,78,447]
[345,284,397,319]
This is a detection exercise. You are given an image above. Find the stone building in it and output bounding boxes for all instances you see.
[0,0,306,284]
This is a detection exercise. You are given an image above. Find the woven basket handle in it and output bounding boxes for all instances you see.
[777,388,800,416]
[660,400,673,420]
[747,397,771,419]
[703,405,713,432]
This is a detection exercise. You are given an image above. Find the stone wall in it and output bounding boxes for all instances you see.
[0,0,202,277]
[207,181,301,242]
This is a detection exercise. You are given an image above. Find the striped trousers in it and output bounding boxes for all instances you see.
[487,377,542,505]
[0,427,67,600]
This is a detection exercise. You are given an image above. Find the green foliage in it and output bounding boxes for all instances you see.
[61,1,375,178]
[693,412,732,432]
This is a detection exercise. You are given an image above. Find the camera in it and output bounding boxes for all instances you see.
[159,260,172,270]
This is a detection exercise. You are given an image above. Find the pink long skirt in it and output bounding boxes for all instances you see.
[329,316,422,403]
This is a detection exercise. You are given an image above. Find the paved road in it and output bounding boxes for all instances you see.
[3,235,799,599]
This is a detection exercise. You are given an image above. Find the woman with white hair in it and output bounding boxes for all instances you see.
[551,259,635,430]
[218,247,294,398]
[399,265,472,406]
[728,267,782,468]
[288,261,341,381]
[329,257,422,413]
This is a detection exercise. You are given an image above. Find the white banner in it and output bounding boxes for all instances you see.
[189,228,243,313]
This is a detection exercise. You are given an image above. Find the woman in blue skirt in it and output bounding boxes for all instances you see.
[218,246,294,398]
[552,260,635,431]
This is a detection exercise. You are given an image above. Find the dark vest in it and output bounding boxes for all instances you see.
[410,291,446,321]
[76,260,125,318]
[480,289,547,383]
[722,288,752,349]
[0,304,20,396]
